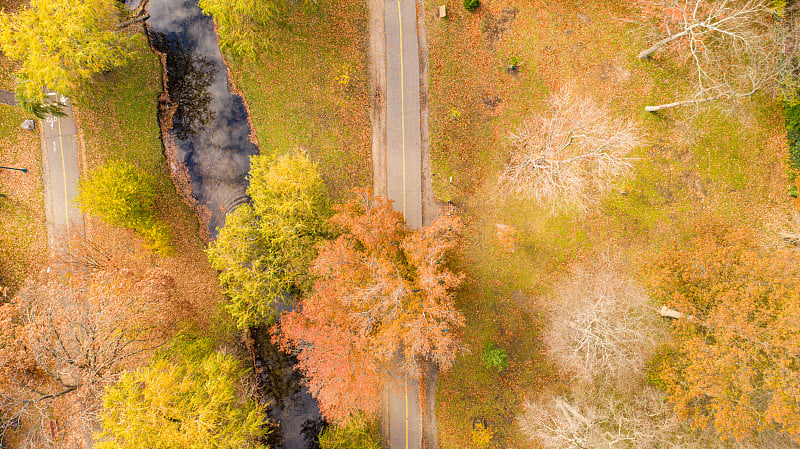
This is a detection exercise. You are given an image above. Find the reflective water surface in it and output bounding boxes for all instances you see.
[146,0,256,238]
[142,0,326,446]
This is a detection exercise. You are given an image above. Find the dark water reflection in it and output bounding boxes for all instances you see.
[146,0,256,238]
[142,0,326,447]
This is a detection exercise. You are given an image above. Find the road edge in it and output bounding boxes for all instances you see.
[417,0,436,228]
[369,0,388,199]
[415,2,440,448]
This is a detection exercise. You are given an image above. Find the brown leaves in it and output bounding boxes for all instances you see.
[0,257,185,447]
[649,221,800,443]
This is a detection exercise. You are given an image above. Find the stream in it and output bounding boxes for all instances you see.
[144,0,256,239]
[136,0,326,446]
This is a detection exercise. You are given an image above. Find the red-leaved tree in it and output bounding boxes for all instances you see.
[275,189,465,422]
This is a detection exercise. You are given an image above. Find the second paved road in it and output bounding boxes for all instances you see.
[385,0,422,230]
[384,0,424,448]
[41,94,83,251]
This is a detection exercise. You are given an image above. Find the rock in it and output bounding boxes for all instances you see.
[20,119,34,130]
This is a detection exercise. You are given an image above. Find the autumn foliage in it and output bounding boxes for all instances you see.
[649,222,800,444]
[95,339,266,449]
[276,190,465,422]
[207,150,330,329]
[0,266,182,448]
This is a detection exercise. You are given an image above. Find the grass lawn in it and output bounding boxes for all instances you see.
[0,50,47,292]
[424,0,791,447]
[76,31,225,331]
[223,0,371,200]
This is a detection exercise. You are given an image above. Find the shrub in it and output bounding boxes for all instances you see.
[464,0,480,12]
[481,343,508,372]
[318,413,381,449]
[76,161,170,253]
[471,421,495,449]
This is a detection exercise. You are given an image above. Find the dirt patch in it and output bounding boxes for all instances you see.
[482,6,519,49]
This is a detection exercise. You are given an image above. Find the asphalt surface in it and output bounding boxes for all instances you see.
[384,0,425,448]
[387,370,422,449]
[40,93,83,251]
[385,0,423,230]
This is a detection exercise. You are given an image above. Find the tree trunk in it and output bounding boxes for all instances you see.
[644,94,723,112]
[117,13,150,29]
[637,28,692,60]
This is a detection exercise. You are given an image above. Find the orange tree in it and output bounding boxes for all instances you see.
[648,222,800,444]
[275,189,465,422]
[0,267,181,448]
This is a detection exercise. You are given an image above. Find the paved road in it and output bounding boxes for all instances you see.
[384,0,425,448]
[40,93,83,252]
[385,0,422,230]
[387,368,422,449]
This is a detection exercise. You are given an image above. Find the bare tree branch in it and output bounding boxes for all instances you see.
[497,89,639,213]
[639,0,800,111]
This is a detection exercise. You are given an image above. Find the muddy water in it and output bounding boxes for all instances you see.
[140,0,325,446]
[145,0,256,238]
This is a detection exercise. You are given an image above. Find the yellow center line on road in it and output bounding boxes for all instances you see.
[397,0,407,219]
[404,375,409,449]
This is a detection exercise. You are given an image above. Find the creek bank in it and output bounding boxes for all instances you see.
[138,0,325,446]
[144,0,256,239]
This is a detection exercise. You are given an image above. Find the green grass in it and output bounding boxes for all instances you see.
[80,34,165,172]
[426,1,791,447]
[223,0,371,200]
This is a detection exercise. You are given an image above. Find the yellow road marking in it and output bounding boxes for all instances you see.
[404,375,409,449]
[397,0,407,218]
[57,115,71,243]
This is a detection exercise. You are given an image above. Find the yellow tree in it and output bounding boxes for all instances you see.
[0,0,132,111]
[95,339,267,449]
[649,222,800,444]
[199,0,284,57]
[0,267,181,448]
[207,150,330,329]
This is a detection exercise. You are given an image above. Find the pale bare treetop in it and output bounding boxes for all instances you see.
[497,89,639,213]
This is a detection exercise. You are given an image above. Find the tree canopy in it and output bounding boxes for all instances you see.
[0,0,132,109]
[95,339,267,449]
[649,222,800,444]
[207,150,330,329]
[0,267,180,448]
[76,161,170,253]
[276,190,464,422]
[199,0,283,57]
[636,0,800,110]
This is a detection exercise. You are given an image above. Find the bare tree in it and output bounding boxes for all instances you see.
[540,262,661,385]
[0,268,177,448]
[517,387,726,449]
[497,90,639,213]
[637,0,800,111]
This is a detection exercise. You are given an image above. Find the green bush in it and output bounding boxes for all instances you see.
[481,343,508,372]
[464,0,480,12]
[318,414,381,449]
[76,161,171,253]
